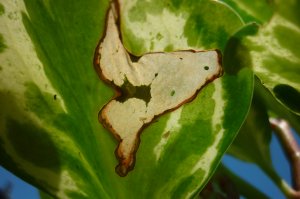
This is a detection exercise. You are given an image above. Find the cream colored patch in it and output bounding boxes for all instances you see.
[153,107,182,161]
[183,80,225,199]
[190,79,225,184]
[0,0,67,113]
[57,170,87,199]
[96,7,222,176]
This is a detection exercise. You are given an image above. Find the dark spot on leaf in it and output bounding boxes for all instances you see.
[156,33,163,40]
[0,3,4,16]
[24,83,64,119]
[164,44,174,51]
[155,73,158,77]
[117,79,151,104]
[170,90,175,96]
[129,53,141,63]
[0,34,7,53]
[204,66,209,70]
[179,57,183,60]
[139,117,147,122]
[162,131,170,138]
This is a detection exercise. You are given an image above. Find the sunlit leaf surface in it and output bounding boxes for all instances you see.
[228,0,300,115]
[220,0,273,23]
[0,0,253,198]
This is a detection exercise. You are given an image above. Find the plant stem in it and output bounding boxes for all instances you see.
[270,118,300,198]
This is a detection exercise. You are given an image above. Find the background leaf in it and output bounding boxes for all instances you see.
[235,0,300,115]
[223,19,298,195]
[255,78,300,136]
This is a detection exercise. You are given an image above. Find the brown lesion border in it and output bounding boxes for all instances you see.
[93,0,223,177]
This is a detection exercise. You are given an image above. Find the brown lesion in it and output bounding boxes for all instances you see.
[94,2,223,177]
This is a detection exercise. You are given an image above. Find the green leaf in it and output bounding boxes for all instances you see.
[236,0,300,115]
[0,0,113,198]
[120,0,244,54]
[224,24,272,165]
[0,0,253,198]
[223,23,294,195]
[227,90,273,170]
[40,191,54,199]
[220,0,273,24]
[255,77,300,136]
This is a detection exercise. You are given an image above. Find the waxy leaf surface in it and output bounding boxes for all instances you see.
[0,0,252,198]
[231,0,300,115]
[220,0,273,23]
[95,6,223,176]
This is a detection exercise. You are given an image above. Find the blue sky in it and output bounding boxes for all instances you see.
[222,131,299,199]
[0,167,39,199]
[1,131,299,199]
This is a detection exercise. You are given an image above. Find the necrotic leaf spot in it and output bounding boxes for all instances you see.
[94,3,223,177]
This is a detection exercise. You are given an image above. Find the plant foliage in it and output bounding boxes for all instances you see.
[0,0,299,198]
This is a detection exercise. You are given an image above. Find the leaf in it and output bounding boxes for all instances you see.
[119,0,244,54]
[219,0,273,24]
[0,0,113,198]
[255,77,300,136]
[223,23,273,168]
[0,0,253,198]
[40,191,54,199]
[223,23,294,194]
[224,24,272,166]
[227,91,273,170]
[222,19,300,197]
[236,0,300,115]
[95,5,223,176]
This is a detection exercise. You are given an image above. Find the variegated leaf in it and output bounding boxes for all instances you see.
[0,0,253,198]
[219,0,273,23]
[227,0,300,115]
